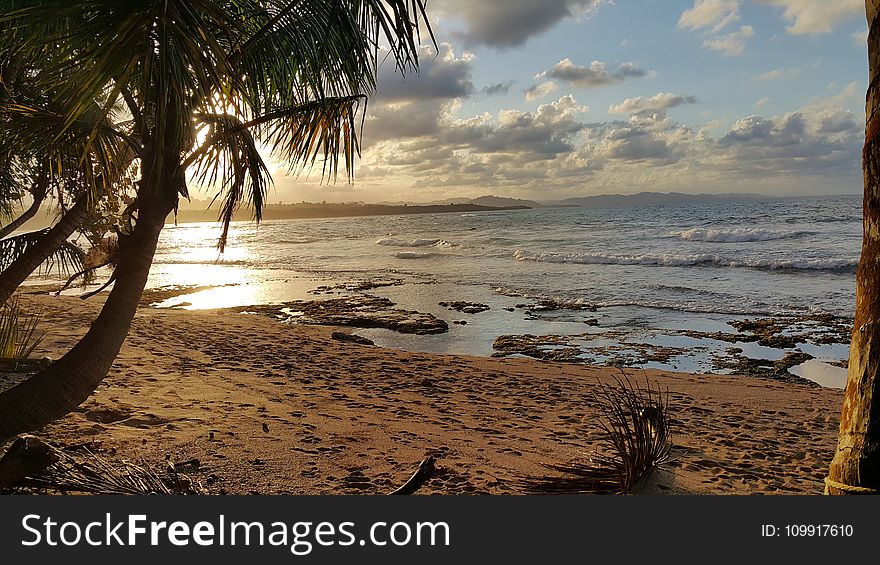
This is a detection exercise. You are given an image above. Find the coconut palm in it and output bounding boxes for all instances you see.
[0,38,136,301]
[0,0,430,441]
[827,0,880,495]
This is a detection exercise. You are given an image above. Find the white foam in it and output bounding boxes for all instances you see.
[673,227,807,243]
[394,251,436,259]
[376,238,455,248]
[512,249,856,272]
[278,237,320,245]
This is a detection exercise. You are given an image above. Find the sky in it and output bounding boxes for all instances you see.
[266,0,870,203]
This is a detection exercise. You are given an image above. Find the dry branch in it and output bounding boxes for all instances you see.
[388,456,436,495]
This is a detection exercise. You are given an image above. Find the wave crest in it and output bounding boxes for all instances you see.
[394,251,437,259]
[673,227,809,243]
[376,237,455,248]
[512,250,856,272]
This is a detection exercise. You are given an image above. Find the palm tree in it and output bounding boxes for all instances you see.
[0,0,430,441]
[826,0,880,495]
[0,39,135,302]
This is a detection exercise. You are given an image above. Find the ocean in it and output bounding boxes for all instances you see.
[143,194,860,389]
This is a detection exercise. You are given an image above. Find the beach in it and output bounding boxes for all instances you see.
[8,289,845,495]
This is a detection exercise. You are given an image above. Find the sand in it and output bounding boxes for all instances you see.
[5,290,845,494]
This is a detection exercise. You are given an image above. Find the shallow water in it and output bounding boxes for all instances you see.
[46,195,861,388]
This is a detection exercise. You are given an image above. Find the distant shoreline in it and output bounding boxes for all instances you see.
[164,202,532,224]
[9,192,858,232]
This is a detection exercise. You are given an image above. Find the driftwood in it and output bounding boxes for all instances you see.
[0,435,59,488]
[388,456,436,495]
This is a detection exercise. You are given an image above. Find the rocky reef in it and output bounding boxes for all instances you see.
[239,295,448,335]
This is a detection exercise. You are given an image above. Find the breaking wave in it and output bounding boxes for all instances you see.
[376,238,455,248]
[394,251,438,259]
[512,249,857,273]
[673,227,810,243]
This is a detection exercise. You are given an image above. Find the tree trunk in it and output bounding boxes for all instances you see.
[0,196,172,442]
[826,0,880,495]
[0,183,48,240]
[0,150,177,442]
[0,195,89,304]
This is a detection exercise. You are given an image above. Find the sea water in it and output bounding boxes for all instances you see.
[146,194,860,388]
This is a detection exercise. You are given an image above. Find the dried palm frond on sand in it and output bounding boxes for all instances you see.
[518,373,672,494]
[0,436,203,494]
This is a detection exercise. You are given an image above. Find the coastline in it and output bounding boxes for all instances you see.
[4,290,844,495]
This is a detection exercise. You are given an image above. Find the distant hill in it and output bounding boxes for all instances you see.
[468,195,545,208]
[377,195,555,208]
[546,191,773,208]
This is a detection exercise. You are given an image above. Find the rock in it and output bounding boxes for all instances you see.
[240,296,448,335]
[331,331,375,346]
[439,301,490,314]
[492,334,583,362]
[584,318,599,326]
[515,299,597,312]
[711,349,817,385]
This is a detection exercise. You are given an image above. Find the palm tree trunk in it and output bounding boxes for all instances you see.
[826,0,880,495]
[0,184,48,240]
[0,167,175,442]
[0,194,89,304]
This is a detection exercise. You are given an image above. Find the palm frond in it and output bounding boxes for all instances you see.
[5,439,203,495]
[518,373,672,495]
[189,114,272,252]
[0,101,134,205]
[2,0,432,244]
[0,229,86,276]
[0,295,43,360]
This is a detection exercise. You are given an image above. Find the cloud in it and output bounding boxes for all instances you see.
[364,44,477,148]
[755,96,769,108]
[678,1,753,56]
[431,0,606,48]
[375,43,473,102]
[711,102,861,176]
[853,28,868,46]
[755,0,862,35]
[756,66,801,80]
[465,95,590,157]
[536,58,653,88]
[352,75,861,201]
[678,0,741,33]
[482,81,515,96]
[702,25,754,56]
[524,81,559,101]
[608,92,699,115]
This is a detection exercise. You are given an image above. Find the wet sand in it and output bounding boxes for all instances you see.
[5,291,845,494]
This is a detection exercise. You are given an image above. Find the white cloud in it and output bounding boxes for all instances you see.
[755,0,862,35]
[524,81,559,101]
[609,92,698,115]
[346,63,863,201]
[853,28,869,46]
[757,66,801,80]
[702,25,754,56]
[755,96,769,108]
[679,2,754,56]
[536,58,654,88]
[678,0,741,33]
